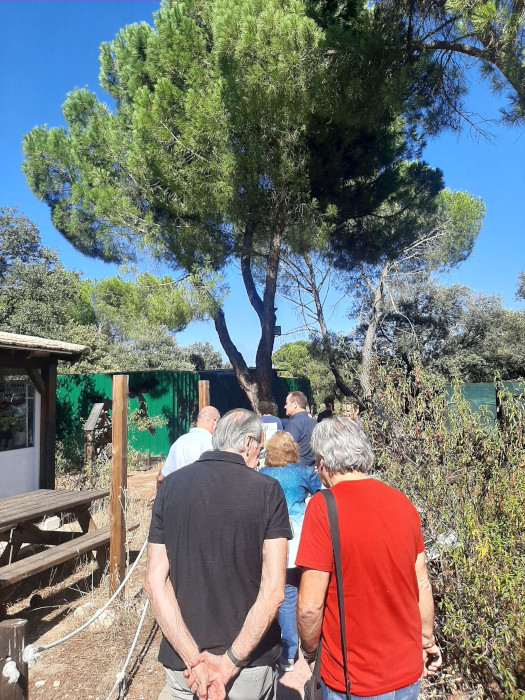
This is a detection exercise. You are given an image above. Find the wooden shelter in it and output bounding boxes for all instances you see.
[0,332,89,497]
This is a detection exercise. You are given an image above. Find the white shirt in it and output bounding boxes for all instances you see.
[161,427,213,477]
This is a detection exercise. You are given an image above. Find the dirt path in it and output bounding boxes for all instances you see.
[4,466,308,699]
[5,466,164,699]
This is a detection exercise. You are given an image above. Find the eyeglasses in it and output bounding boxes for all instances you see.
[249,435,262,451]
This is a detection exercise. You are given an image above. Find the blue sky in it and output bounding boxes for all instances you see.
[1,1,524,364]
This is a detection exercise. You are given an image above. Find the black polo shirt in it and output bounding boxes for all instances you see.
[149,450,292,670]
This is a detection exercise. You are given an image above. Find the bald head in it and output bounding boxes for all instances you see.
[196,406,220,434]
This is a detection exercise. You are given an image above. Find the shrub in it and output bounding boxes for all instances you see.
[364,363,525,698]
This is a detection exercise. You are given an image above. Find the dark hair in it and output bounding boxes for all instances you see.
[265,431,299,467]
[259,400,278,416]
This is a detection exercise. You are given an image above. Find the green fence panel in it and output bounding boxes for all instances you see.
[445,380,525,427]
[127,371,198,457]
[57,371,199,458]
[501,380,525,397]
[498,380,525,423]
[446,382,497,426]
[57,370,311,457]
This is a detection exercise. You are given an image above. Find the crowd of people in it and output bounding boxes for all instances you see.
[145,392,442,700]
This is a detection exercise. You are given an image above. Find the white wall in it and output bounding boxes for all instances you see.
[0,391,41,498]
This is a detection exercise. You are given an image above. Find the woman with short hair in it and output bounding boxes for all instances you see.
[260,431,321,673]
[297,417,442,699]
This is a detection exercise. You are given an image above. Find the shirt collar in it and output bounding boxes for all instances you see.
[197,450,247,466]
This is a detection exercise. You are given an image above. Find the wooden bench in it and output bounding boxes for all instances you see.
[0,523,139,591]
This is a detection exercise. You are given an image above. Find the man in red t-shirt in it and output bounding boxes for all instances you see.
[296,417,442,699]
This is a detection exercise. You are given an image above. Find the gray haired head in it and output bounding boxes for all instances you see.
[310,416,374,474]
[212,408,263,452]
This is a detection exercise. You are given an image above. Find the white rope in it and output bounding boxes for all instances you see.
[104,598,150,700]
[2,659,20,684]
[24,536,149,666]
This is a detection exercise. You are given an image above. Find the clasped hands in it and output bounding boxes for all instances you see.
[183,651,238,700]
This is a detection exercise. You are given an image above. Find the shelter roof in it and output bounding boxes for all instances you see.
[0,331,90,359]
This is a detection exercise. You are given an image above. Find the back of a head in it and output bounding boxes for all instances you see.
[258,400,278,417]
[311,416,374,474]
[288,391,307,410]
[265,431,299,467]
[324,396,334,408]
[197,405,220,423]
[212,409,263,451]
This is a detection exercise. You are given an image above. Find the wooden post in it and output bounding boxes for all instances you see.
[198,380,210,411]
[0,619,28,699]
[38,361,57,489]
[109,375,128,595]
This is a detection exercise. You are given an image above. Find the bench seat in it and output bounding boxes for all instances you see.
[0,523,138,589]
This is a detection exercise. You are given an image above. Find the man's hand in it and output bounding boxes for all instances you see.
[185,651,239,690]
[184,660,225,700]
[423,644,442,677]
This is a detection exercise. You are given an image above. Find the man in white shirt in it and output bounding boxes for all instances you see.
[156,406,220,488]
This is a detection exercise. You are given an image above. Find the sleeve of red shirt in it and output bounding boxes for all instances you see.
[415,508,425,554]
[295,491,333,571]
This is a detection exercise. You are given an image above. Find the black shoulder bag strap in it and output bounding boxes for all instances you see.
[322,489,352,700]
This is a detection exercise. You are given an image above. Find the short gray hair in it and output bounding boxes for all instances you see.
[212,409,263,451]
[310,416,374,474]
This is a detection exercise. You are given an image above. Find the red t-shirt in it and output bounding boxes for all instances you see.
[296,479,424,696]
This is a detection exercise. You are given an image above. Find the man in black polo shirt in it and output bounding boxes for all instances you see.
[145,409,291,700]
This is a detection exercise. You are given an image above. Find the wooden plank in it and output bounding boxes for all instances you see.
[0,490,108,520]
[109,375,128,593]
[0,523,139,588]
[0,619,28,699]
[198,380,210,411]
[0,489,109,532]
[40,360,57,489]
[84,403,105,432]
[0,527,111,587]
[23,364,45,397]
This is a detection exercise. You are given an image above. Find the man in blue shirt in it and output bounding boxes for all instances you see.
[284,391,317,466]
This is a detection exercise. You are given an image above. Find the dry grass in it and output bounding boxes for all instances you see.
[4,468,166,699]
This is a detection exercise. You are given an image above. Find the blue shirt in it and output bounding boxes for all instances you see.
[260,463,321,567]
[260,415,284,430]
[285,411,317,466]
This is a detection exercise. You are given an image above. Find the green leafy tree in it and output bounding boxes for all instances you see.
[371,279,525,381]
[0,207,84,338]
[22,0,453,409]
[517,270,525,300]
[182,342,223,371]
[380,0,525,124]
[0,207,222,374]
[0,207,43,276]
[279,189,485,400]
[351,189,485,396]
[85,272,211,342]
[272,340,338,408]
